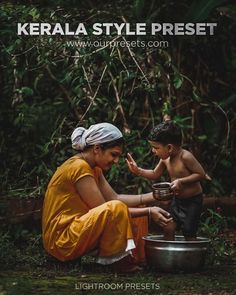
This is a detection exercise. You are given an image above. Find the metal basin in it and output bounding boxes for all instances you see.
[143,235,210,272]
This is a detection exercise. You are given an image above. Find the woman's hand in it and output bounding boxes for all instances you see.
[126,153,140,175]
[150,207,173,227]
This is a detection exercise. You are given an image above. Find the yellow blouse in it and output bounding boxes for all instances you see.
[42,156,101,252]
[42,155,147,264]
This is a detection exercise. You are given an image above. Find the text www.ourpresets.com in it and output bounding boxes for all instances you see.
[66,39,169,49]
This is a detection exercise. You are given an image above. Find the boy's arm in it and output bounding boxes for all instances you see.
[181,152,206,182]
[170,151,207,193]
[175,152,207,186]
[126,153,166,180]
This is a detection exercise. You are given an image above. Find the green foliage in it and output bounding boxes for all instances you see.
[185,0,228,22]
[199,209,229,265]
[0,224,46,270]
[0,231,16,266]
[0,0,235,197]
[173,74,183,89]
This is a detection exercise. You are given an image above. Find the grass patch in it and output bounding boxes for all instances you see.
[0,223,236,294]
[0,266,236,295]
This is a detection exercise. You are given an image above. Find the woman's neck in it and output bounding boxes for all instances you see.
[79,151,96,168]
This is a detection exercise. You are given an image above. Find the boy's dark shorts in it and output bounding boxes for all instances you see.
[170,194,203,238]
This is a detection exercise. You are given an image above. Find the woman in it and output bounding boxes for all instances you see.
[42,122,172,272]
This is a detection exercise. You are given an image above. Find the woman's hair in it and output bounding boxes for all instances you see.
[84,137,125,151]
[100,137,125,150]
[148,121,182,145]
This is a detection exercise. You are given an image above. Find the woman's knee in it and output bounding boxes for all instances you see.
[107,200,127,209]
[105,200,128,218]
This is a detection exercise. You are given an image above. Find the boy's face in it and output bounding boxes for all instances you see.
[148,140,171,160]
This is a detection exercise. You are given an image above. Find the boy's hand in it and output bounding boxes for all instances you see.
[126,153,140,175]
[170,179,182,195]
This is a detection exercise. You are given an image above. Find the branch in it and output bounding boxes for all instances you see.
[82,65,93,95]
[122,36,150,86]
[45,65,81,120]
[108,70,130,133]
[64,35,121,59]
[117,47,129,77]
[79,47,116,122]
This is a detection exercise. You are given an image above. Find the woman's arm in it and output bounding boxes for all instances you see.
[99,173,155,206]
[81,173,172,226]
[126,153,166,180]
[118,192,155,206]
[75,176,106,208]
[129,207,172,227]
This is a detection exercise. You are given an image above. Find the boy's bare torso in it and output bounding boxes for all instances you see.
[163,149,202,198]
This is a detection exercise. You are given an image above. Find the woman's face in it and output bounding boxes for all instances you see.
[95,145,123,170]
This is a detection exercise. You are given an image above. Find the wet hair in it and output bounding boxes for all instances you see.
[83,137,125,151]
[148,121,182,146]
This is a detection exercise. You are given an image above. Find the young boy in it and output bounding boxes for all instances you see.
[126,120,209,241]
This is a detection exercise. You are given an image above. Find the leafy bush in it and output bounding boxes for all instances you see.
[0,225,46,270]
[199,209,232,265]
[0,1,236,197]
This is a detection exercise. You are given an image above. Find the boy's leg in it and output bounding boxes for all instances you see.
[182,195,203,240]
[163,220,177,240]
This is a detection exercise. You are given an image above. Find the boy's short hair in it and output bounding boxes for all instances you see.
[148,121,182,145]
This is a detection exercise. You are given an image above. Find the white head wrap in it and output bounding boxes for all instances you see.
[71,122,123,151]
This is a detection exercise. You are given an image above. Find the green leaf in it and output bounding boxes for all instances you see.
[21,87,34,97]
[185,0,228,22]
[173,74,183,89]
[220,94,236,107]
[198,135,208,141]
[29,8,40,20]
